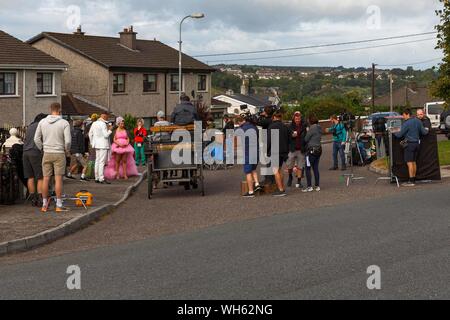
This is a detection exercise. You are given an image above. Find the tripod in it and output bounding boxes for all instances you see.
[342,126,366,187]
[375,130,400,188]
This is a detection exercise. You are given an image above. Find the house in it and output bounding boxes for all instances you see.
[214,79,280,115]
[28,26,215,124]
[0,30,67,127]
[214,93,274,115]
[372,84,442,109]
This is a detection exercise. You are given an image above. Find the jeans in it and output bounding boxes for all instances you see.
[134,143,146,165]
[332,141,346,169]
[306,154,320,187]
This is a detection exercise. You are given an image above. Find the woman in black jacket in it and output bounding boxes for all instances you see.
[303,114,323,192]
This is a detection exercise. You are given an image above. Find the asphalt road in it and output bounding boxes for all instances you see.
[0,183,448,300]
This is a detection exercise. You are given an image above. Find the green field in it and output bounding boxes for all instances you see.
[439,140,450,166]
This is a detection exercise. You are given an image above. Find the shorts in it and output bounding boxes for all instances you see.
[271,155,289,171]
[404,142,420,163]
[287,150,305,170]
[244,164,258,174]
[42,153,66,177]
[23,153,43,179]
[70,154,87,168]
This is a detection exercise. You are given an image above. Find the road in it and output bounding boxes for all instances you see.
[0,182,449,300]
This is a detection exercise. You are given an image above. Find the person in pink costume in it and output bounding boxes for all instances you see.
[105,117,139,180]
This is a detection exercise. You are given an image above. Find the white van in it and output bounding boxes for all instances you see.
[424,101,445,129]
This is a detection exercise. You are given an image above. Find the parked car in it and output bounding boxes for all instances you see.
[424,101,445,129]
[362,112,400,134]
[440,109,450,139]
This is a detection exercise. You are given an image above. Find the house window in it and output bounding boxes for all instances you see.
[0,72,17,96]
[143,74,157,92]
[198,74,207,92]
[37,73,54,95]
[113,74,126,93]
[170,74,183,92]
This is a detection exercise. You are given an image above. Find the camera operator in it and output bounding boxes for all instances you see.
[267,111,290,197]
[257,105,275,129]
[287,111,307,188]
[327,115,347,171]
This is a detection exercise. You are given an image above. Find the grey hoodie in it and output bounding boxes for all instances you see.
[34,115,71,154]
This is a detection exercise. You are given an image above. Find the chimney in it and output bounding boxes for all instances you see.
[241,79,250,96]
[119,26,137,50]
[73,25,85,36]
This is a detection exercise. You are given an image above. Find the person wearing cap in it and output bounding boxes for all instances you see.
[133,118,147,167]
[89,111,113,184]
[152,111,170,142]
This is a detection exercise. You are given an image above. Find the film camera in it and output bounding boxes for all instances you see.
[338,112,356,131]
[240,104,282,124]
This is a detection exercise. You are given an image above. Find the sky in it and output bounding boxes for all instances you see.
[0,0,444,69]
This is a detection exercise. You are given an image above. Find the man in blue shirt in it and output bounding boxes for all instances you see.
[236,115,262,198]
[394,108,429,187]
[328,115,347,171]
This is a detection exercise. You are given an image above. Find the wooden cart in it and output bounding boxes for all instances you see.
[145,124,205,199]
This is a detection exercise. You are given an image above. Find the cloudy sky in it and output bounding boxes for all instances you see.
[0,0,444,69]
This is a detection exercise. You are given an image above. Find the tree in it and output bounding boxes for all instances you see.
[431,0,450,106]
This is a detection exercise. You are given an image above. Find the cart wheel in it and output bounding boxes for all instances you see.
[147,163,153,200]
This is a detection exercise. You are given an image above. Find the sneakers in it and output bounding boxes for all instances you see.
[314,187,321,192]
[80,177,89,182]
[254,185,263,193]
[65,174,76,180]
[302,187,314,193]
[295,181,303,189]
[40,207,48,213]
[56,206,70,213]
[100,180,111,185]
[242,192,255,198]
[402,182,416,187]
[272,190,287,197]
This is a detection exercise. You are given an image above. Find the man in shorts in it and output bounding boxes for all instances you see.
[23,113,47,207]
[34,103,72,212]
[394,108,429,187]
[287,111,307,188]
[235,116,262,198]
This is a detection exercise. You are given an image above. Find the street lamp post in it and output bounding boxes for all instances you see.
[179,13,205,103]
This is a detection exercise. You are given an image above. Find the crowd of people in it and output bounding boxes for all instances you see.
[15,95,203,212]
[238,108,323,198]
[4,95,437,210]
[18,103,158,212]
